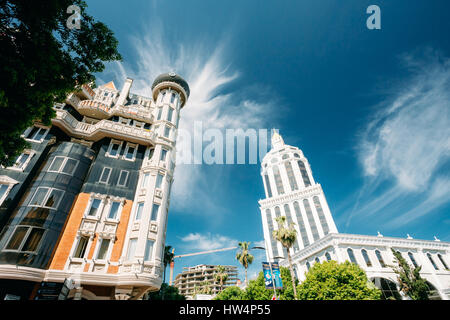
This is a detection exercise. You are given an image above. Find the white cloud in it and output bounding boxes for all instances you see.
[347,49,450,228]
[180,232,239,252]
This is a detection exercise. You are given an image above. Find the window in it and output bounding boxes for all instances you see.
[160,149,168,161]
[361,249,372,267]
[151,203,160,221]
[96,239,110,260]
[25,127,48,142]
[293,201,310,248]
[117,170,129,187]
[156,173,164,189]
[160,91,166,102]
[284,204,300,252]
[157,107,163,120]
[48,156,78,175]
[437,254,448,269]
[141,173,149,188]
[148,148,155,160]
[306,262,311,271]
[74,236,89,258]
[167,108,174,122]
[408,252,418,268]
[144,239,155,261]
[12,152,33,170]
[315,257,320,264]
[87,198,102,216]
[375,250,386,267]
[427,253,439,270]
[135,202,144,221]
[170,93,176,104]
[108,201,121,220]
[127,238,137,260]
[124,143,137,161]
[107,141,122,157]
[62,159,78,175]
[284,161,298,191]
[263,174,273,198]
[29,187,63,209]
[163,126,171,138]
[265,209,278,259]
[313,196,330,235]
[347,248,357,265]
[99,167,112,184]
[325,252,332,261]
[297,160,312,187]
[272,165,285,195]
[0,184,9,205]
[5,226,45,253]
[303,199,320,241]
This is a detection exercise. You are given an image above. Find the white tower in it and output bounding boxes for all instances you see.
[259,131,338,262]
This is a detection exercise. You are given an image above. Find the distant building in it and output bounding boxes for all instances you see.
[259,132,450,300]
[174,264,238,298]
[0,72,190,300]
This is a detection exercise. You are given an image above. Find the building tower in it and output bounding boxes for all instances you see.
[259,131,338,263]
[0,72,189,300]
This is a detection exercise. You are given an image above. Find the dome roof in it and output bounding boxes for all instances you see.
[151,72,190,98]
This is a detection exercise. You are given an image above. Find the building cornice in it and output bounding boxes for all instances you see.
[258,184,323,208]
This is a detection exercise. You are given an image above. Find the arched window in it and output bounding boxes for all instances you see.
[297,160,311,187]
[303,199,320,241]
[306,262,310,271]
[284,204,300,252]
[408,252,418,268]
[263,174,273,198]
[361,249,372,267]
[375,250,386,268]
[325,252,332,261]
[427,253,439,270]
[293,201,309,248]
[284,161,298,191]
[315,257,320,264]
[347,248,357,265]
[282,154,289,160]
[313,196,329,235]
[437,254,448,270]
[272,165,285,195]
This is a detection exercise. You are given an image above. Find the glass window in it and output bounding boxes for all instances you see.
[164,126,170,138]
[0,184,9,202]
[313,196,330,235]
[272,165,285,195]
[170,93,175,103]
[408,252,418,268]
[49,156,65,172]
[157,107,163,120]
[347,248,357,265]
[109,142,121,157]
[135,203,144,221]
[265,209,278,260]
[30,187,49,206]
[427,253,439,270]
[62,158,77,175]
[293,201,310,248]
[375,250,386,267]
[264,174,273,198]
[74,236,89,258]
[144,239,154,261]
[127,238,137,260]
[108,201,120,219]
[148,148,155,160]
[21,228,45,252]
[151,204,160,221]
[141,173,149,188]
[14,153,31,170]
[315,257,320,264]
[303,199,320,241]
[160,149,167,161]
[284,204,300,252]
[44,189,63,209]
[437,254,448,269]
[99,167,112,184]
[156,173,164,189]
[361,249,372,267]
[26,127,48,141]
[325,252,332,261]
[306,262,311,271]
[125,145,136,160]
[88,199,101,216]
[118,170,129,187]
[297,160,312,187]
[284,161,298,191]
[167,108,174,122]
[96,239,110,260]
[160,91,166,102]
[5,226,28,250]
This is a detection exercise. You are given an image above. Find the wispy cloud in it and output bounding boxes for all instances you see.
[180,232,239,252]
[345,49,450,230]
[98,20,278,216]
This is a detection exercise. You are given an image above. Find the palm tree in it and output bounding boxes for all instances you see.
[163,246,175,284]
[236,241,254,286]
[272,216,298,299]
[213,265,229,293]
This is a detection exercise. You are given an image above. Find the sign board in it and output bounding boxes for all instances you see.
[262,262,283,290]
[4,294,21,300]
[34,279,72,300]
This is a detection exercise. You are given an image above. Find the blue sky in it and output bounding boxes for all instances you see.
[87,0,450,282]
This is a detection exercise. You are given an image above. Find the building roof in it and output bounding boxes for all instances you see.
[151,72,190,98]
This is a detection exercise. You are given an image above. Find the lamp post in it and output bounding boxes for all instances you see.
[251,243,283,300]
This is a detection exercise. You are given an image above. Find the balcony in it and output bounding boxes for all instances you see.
[52,109,157,146]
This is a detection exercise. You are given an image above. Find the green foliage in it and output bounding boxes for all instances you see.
[236,241,254,284]
[0,0,121,165]
[163,245,175,283]
[214,265,229,292]
[213,286,245,300]
[296,260,382,300]
[145,283,186,301]
[243,266,296,300]
[390,249,429,300]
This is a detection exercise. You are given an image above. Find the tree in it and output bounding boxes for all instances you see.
[272,216,298,299]
[198,280,213,295]
[243,266,296,300]
[213,265,229,293]
[296,260,381,300]
[162,246,175,284]
[236,241,254,286]
[0,0,122,166]
[145,283,186,301]
[214,286,245,300]
[390,249,429,300]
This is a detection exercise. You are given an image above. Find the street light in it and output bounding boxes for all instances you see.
[250,245,283,300]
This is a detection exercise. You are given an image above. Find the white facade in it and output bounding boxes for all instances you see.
[259,132,450,300]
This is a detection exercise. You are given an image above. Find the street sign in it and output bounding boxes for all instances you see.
[262,262,283,290]
[34,280,73,300]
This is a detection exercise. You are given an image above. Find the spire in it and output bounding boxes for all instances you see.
[271,129,285,150]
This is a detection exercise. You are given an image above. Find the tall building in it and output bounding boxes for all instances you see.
[174,264,238,298]
[0,72,189,300]
[259,131,450,300]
